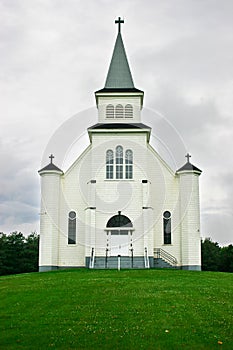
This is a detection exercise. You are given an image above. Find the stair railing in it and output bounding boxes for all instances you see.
[130,248,134,268]
[154,248,177,267]
[144,247,150,268]
[89,247,95,269]
[105,248,109,268]
[118,255,121,271]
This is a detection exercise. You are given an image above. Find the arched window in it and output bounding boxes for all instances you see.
[115,104,123,118]
[125,104,133,118]
[106,150,114,179]
[125,149,133,179]
[68,211,76,244]
[106,104,114,118]
[107,213,133,228]
[116,146,123,179]
[163,211,171,244]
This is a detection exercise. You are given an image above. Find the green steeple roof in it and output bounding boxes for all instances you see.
[95,18,143,96]
[104,32,134,89]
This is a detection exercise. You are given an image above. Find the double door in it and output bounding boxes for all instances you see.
[107,230,132,256]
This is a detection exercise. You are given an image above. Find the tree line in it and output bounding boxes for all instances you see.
[0,232,39,276]
[0,232,232,275]
[201,238,233,272]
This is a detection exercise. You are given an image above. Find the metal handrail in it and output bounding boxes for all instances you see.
[105,248,108,268]
[118,255,121,271]
[144,247,150,268]
[89,247,95,269]
[147,253,150,268]
[154,248,177,266]
[130,248,134,268]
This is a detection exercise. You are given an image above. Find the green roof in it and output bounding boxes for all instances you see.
[105,32,134,89]
[38,162,63,174]
[176,161,202,174]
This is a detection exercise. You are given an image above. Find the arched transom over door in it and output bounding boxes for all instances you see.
[106,212,133,256]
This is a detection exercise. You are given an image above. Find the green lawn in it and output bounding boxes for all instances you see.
[0,269,232,349]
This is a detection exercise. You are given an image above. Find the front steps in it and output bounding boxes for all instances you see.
[93,256,145,269]
[87,256,176,269]
[153,258,176,269]
[87,248,177,269]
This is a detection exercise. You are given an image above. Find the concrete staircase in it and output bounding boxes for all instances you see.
[86,248,177,269]
[93,256,145,269]
[153,257,175,269]
[153,248,178,269]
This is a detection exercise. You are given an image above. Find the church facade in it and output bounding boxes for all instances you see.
[38,19,202,271]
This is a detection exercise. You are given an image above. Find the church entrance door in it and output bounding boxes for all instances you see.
[106,212,133,257]
[110,230,129,256]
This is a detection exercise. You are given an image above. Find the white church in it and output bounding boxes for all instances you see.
[38,18,202,271]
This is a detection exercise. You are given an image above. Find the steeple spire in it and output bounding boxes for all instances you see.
[104,18,134,89]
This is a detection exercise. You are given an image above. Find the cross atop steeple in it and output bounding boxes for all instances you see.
[49,154,54,164]
[115,17,124,33]
[185,153,191,163]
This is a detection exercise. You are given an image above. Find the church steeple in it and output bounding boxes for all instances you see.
[96,18,143,94]
[95,18,144,123]
[104,18,134,89]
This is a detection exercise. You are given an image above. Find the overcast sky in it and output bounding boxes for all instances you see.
[1,0,233,245]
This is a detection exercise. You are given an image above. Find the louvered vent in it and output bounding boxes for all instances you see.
[125,104,133,118]
[106,104,114,118]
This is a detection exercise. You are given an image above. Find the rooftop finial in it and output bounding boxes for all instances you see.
[49,154,54,164]
[185,153,191,163]
[115,17,124,33]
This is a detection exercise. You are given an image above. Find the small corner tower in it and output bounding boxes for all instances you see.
[38,155,63,272]
[176,154,202,270]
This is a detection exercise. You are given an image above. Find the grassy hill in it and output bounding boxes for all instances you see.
[1,269,233,349]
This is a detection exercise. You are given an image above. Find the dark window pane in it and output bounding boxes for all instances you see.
[125,150,133,179]
[106,150,114,179]
[164,211,171,219]
[69,211,76,219]
[68,211,76,244]
[111,230,120,235]
[107,214,133,228]
[163,215,171,245]
[163,211,171,244]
